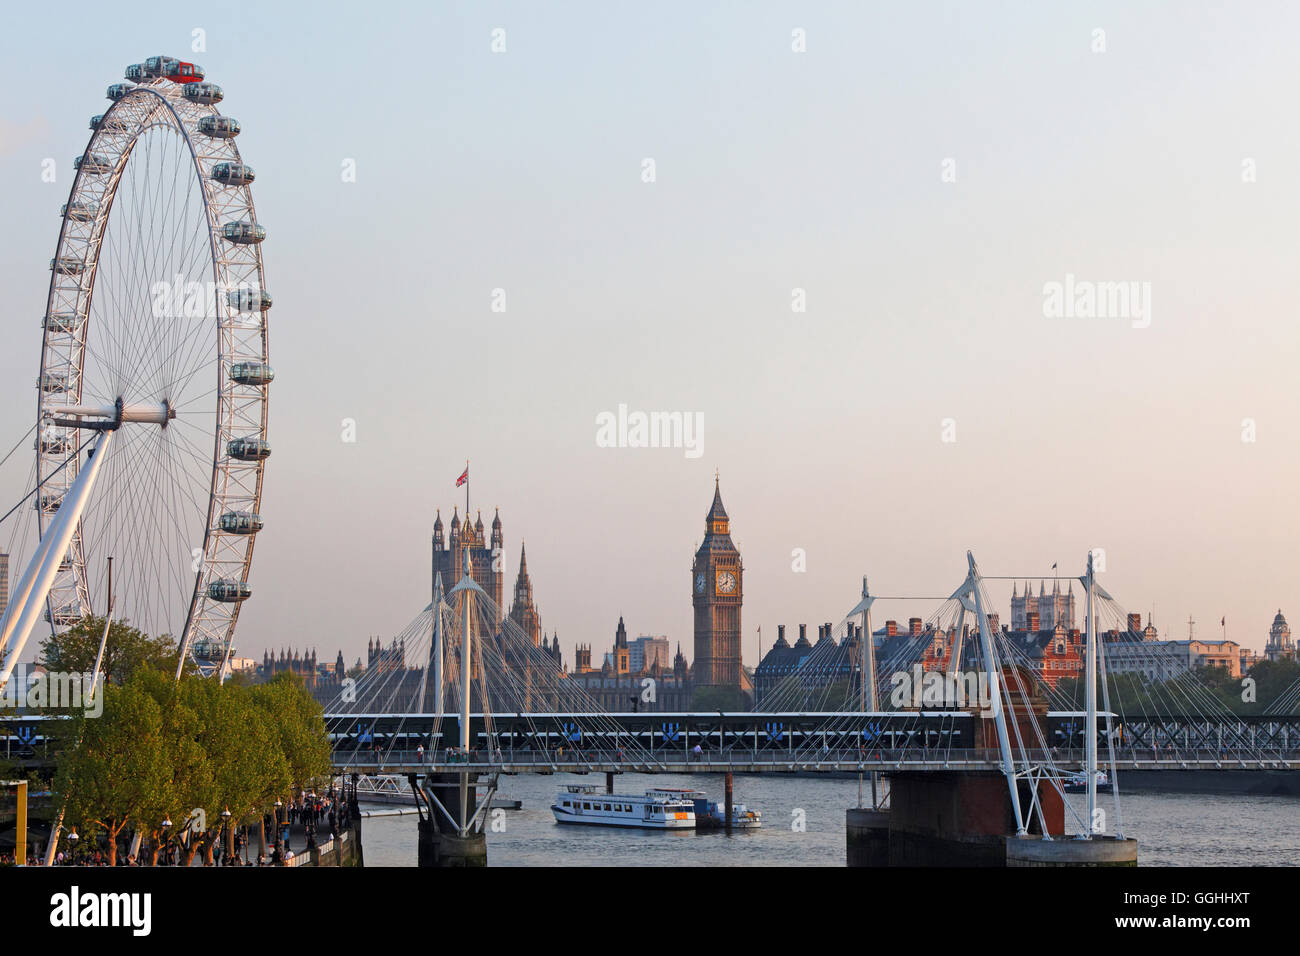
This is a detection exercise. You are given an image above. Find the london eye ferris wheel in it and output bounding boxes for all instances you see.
[28,54,273,678]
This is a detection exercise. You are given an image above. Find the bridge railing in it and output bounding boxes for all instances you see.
[330,744,1300,771]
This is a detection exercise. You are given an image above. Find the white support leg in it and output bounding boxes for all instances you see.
[0,501,69,663]
[967,551,1027,835]
[1084,551,1098,838]
[0,430,114,695]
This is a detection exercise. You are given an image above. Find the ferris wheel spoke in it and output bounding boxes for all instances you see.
[157,429,215,526]
[156,302,218,396]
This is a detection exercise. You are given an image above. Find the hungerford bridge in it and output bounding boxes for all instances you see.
[4,551,1297,865]
[306,551,1300,865]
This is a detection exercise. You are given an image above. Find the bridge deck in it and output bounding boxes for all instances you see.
[331,748,1300,775]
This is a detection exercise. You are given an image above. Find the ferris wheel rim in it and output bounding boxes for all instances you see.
[36,66,270,675]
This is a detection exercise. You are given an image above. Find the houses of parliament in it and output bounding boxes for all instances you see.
[269,483,749,711]
[419,481,749,710]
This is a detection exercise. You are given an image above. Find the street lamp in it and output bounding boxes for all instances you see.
[66,829,79,865]
[160,817,172,866]
[220,808,232,865]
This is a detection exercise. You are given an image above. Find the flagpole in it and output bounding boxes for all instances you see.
[465,459,469,519]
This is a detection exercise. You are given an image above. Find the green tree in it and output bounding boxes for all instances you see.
[691,685,749,711]
[249,672,331,793]
[54,678,172,865]
[39,616,182,686]
[131,669,209,864]
[177,676,289,865]
[1235,659,1300,714]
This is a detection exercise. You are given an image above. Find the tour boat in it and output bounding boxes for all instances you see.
[551,785,695,829]
[1064,770,1113,794]
[651,788,762,830]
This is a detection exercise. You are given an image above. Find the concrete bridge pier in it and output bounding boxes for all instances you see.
[724,772,733,834]
[846,772,1137,867]
[415,773,487,867]
[845,807,890,866]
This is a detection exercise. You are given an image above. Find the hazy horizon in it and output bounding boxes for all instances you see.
[2,1,1298,673]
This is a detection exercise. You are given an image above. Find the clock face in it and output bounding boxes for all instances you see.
[695,573,706,594]
[716,570,737,595]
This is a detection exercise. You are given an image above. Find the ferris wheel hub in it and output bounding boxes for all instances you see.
[45,399,175,429]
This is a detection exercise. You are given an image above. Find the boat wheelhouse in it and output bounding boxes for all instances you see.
[551,785,695,830]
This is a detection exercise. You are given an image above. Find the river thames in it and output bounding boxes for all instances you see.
[358,774,1300,866]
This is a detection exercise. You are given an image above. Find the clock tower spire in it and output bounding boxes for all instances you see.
[692,476,742,690]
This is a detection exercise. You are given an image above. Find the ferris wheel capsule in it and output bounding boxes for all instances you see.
[172,63,203,82]
[36,426,73,455]
[182,82,223,105]
[46,604,82,627]
[141,55,202,82]
[142,55,178,78]
[198,115,240,139]
[43,312,81,333]
[219,511,264,534]
[227,287,271,311]
[125,63,147,82]
[227,437,271,461]
[211,162,254,186]
[106,83,135,101]
[221,220,265,244]
[39,368,72,392]
[90,114,129,133]
[207,579,252,603]
[36,493,64,513]
[62,201,99,221]
[74,154,114,175]
[50,256,86,276]
[230,361,275,386]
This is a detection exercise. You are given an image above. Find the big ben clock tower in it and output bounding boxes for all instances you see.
[692,476,742,688]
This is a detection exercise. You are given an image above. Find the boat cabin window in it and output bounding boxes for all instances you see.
[582,802,591,810]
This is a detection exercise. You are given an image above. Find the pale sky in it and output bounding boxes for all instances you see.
[1,1,1298,672]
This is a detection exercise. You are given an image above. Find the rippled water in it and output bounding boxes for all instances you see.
[358,773,1299,866]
